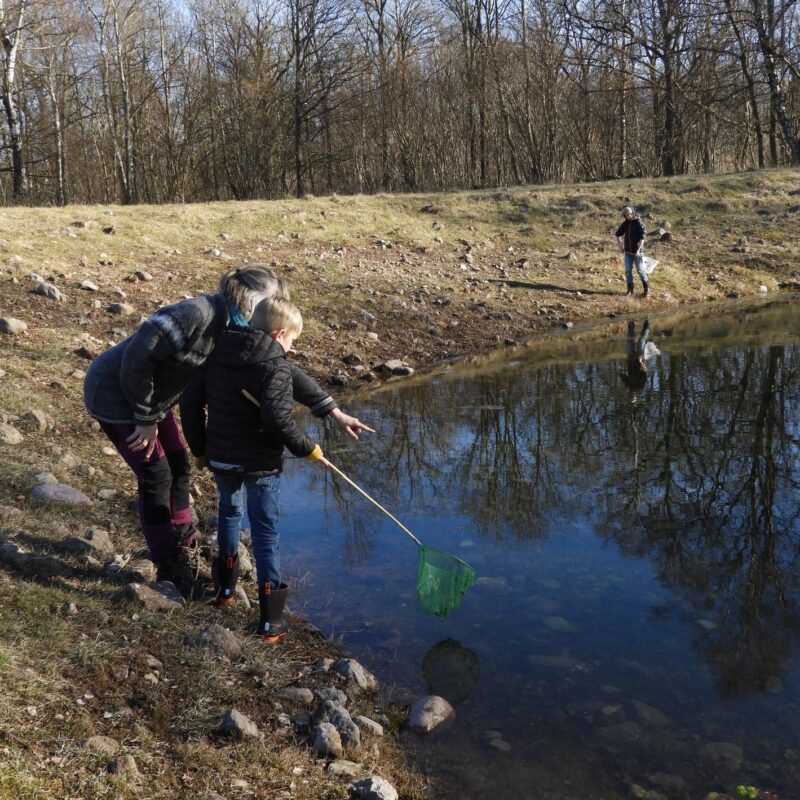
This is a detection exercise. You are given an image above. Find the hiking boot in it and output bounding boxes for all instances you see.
[213,554,239,607]
[172,541,202,598]
[154,558,176,584]
[258,582,289,643]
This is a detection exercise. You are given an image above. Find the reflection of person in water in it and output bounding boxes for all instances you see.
[619,319,650,403]
[422,638,480,706]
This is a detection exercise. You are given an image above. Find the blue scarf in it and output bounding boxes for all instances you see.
[227,299,251,328]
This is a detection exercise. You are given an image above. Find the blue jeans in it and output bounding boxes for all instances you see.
[214,473,281,589]
[625,252,647,286]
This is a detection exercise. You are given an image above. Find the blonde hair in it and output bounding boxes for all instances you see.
[251,297,303,337]
[218,265,290,320]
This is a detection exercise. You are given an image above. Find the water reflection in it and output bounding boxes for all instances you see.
[292,298,800,798]
[422,639,481,706]
[316,300,800,697]
[619,319,651,403]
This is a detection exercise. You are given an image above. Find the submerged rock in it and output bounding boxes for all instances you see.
[406,695,455,735]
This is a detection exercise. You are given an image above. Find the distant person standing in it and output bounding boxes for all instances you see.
[616,206,648,298]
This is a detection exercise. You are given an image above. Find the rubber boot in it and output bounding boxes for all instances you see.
[641,282,650,298]
[258,582,289,643]
[625,282,634,296]
[213,554,239,607]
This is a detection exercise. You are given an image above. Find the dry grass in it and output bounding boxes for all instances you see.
[1,168,799,798]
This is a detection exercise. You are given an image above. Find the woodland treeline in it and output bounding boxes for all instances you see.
[1,0,798,205]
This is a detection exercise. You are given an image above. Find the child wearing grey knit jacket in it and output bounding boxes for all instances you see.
[84,265,372,591]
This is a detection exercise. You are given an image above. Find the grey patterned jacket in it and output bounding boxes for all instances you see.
[83,293,336,426]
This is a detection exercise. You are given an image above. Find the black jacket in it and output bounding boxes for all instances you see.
[615,218,646,254]
[179,327,317,476]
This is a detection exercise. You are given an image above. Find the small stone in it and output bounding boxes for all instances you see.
[632,700,668,728]
[144,654,163,670]
[489,738,511,751]
[275,687,315,705]
[32,282,63,301]
[328,759,361,778]
[234,584,251,609]
[124,581,186,612]
[59,452,81,469]
[107,754,138,777]
[0,505,22,520]
[310,700,360,748]
[97,488,117,500]
[702,741,743,771]
[124,558,157,583]
[58,527,114,555]
[759,284,768,293]
[348,776,399,800]
[22,410,55,432]
[0,317,27,335]
[84,735,120,757]
[80,280,99,292]
[313,722,343,758]
[35,471,58,485]
[217,708,261,739]
[0,424,23,445]
[315,687,349,705]
[108,303,135,316]
[31,483,92,505]
[184,624,243,659]
[353,716,384,737]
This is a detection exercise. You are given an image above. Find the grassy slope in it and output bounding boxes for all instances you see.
[0,169,798,798]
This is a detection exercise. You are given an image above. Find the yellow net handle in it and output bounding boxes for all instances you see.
[240,388,422,547]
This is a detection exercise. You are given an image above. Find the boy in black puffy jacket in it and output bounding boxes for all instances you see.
[180,297,329,642]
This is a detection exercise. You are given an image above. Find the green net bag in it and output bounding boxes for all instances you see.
[416,546,476,617]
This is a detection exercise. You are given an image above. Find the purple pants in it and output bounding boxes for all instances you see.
[100,411,193,563]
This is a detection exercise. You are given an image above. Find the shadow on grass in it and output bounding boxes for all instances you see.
[487,278,619,297]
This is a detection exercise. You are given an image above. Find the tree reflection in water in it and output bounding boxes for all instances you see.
[313,306,800,697]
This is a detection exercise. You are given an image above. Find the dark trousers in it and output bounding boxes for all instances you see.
[100,411,193,563]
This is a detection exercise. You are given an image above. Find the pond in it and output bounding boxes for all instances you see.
[279,296,800,799]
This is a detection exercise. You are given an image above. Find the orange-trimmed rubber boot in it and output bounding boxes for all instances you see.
[258,582,289,643]
[213,554,239,607]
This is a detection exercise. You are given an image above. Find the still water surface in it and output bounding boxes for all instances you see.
[280,298,800,799]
